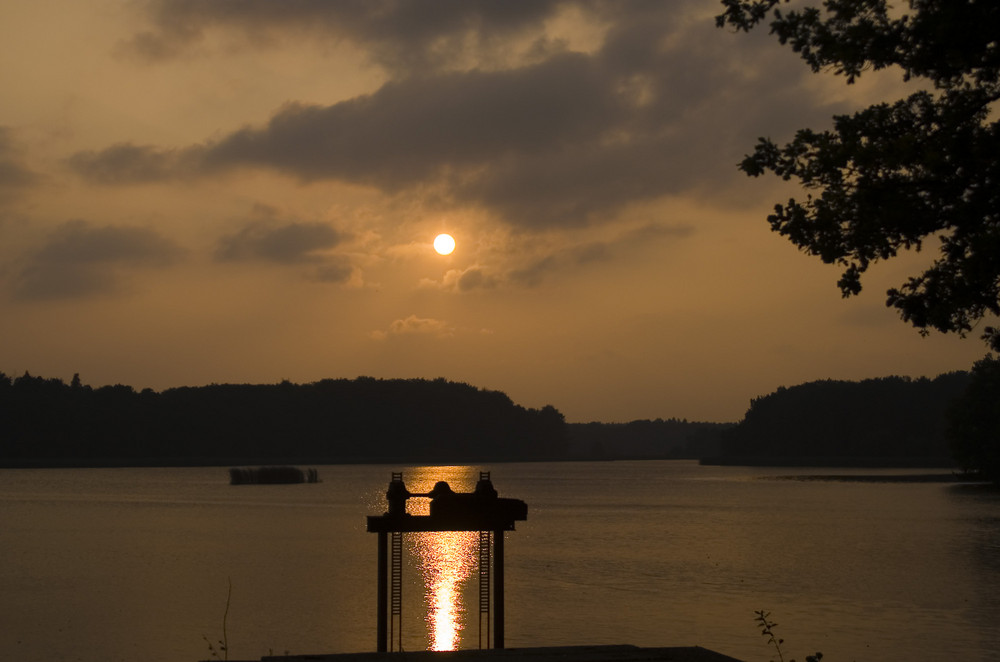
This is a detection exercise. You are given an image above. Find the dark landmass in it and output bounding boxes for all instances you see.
[0,373,568,467]
[704,455,957,468]
[0,369,975,469]
[704,372,971,468]
[566,419,733,460]
[765,473,966,483]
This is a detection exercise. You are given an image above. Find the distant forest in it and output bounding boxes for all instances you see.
[711,372,972,466]
[0,374,569,466]
[0,370,976,468]
[566,419,732,460]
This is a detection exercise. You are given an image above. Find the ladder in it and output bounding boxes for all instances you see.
[478,471,492,648]
[390,473,404,650]
[390,531,403,650]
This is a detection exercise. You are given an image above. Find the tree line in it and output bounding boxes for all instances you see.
[5,366,998,478]
[713,372,972,466]
[567,418,732,460]
[0,373,568,466]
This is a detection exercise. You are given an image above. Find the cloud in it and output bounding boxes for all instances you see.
[417,221,693,292]
[124,0,578,72]
[420,265,500,292]
[14,264,120,301]
[571,241,613,265]
[65,143,196,185]
[507,255,559,288]
[201,51,624,187]
[503,222,694,286]
[624,222,695,243]
[80,2,835,230]
[30,220,179,266]
[0,127,40,205]
[453,138,702,227]
[454,266,498,292]
[369,314,457,340]
[311,259,354,284]
[12,220,181,300]
[215,220,342,264]
[213,206,354,283]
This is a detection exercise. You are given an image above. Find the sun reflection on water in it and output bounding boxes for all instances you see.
[413,531,478,651]
[404,466,481,651]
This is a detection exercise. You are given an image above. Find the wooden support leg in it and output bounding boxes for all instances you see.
[493,529,504,649]
[377,531,387,652]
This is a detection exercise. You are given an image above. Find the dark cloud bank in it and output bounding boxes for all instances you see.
[125,0,582,70]
[13,220,181,300]
[214,211,352,283]
[72,1,838,230]
[215,220,342,265]
[0,127,40,206]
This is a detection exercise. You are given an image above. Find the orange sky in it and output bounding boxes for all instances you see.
[0,1,987,423]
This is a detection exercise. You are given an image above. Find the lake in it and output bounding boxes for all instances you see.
[1,461,998,662]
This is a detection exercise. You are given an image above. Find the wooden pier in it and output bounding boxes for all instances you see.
[218,643,743,662]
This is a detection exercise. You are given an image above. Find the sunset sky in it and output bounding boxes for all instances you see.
[0,1,987,423]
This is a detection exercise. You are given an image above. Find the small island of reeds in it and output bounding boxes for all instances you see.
[229,466,320,485]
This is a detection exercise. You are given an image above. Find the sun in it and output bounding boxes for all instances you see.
[433,233,456,255]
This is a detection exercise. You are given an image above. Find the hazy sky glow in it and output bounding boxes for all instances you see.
[0,1,987,422]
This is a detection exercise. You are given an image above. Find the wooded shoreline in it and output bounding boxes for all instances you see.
[2,370,973,469]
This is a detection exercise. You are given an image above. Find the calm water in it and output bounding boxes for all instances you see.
[1,461,998,662]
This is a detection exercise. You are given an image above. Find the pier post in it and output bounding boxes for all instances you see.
[367,473,526,652]
[377,531,387,652]
[494,529,504,649]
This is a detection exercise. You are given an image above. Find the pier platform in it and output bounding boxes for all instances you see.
[219,644,742,662]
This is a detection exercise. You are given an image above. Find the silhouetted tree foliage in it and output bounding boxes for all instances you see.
[718,1,1000,348]
[567,418,733,460]
[0,374,568,466]
[948,355,1000,480]
[719,372,971,465]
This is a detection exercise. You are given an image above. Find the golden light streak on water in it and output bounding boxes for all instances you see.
[402,466,481,651]
[412,530,478,651]
[403,466,479,651]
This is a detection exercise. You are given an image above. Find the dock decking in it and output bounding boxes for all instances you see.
[216,644,743,662]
